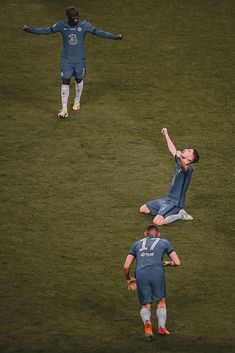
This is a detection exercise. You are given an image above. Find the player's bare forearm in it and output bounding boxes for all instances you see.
[168,251,181,266]
[161,128,177,157]
[123,254,135,280]
[124,267,131,280]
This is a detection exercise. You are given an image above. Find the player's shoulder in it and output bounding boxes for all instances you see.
[79,19,90,27]
[159,237,170,245]
[53,20,66,28]
[134,238,143,247]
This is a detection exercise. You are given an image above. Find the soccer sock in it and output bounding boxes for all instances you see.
[61,84,70,111]
[156,307,167,328]
[140,308,151,324]
[164,212,182,225]
[75,80,84,102]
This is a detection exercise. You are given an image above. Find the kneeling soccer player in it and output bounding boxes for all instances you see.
[140,128,200,225]
[23,6,122,118]
[123,224,180,341]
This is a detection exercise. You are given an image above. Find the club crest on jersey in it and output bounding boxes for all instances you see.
[77,27,82,32]
[68,34,78,45]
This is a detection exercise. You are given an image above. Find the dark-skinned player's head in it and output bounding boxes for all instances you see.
[66,6,79,26]
[145,224,160,237]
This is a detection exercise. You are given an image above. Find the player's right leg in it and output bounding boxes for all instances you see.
[59,60,74,118]
[156,299,170,335]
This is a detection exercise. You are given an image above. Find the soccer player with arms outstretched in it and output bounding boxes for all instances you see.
[124,224,180,341]
[23,6,123,118]
[140,128,200,225]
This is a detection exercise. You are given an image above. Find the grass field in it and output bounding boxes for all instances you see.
[0,0,234,352]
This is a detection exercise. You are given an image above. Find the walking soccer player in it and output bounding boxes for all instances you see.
[123,224,180,341]
[139,128,200,225]
[23,6,123,118]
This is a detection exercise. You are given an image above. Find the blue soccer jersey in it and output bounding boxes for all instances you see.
[129,236,174,274]
[28,19,118,63]
[167,156,193,207]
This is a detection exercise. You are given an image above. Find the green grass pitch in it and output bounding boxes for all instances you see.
[0,0,234,352]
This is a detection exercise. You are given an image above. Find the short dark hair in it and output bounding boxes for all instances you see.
[146,224,158,232]
[192,149,200,163]
[66,6,79,17]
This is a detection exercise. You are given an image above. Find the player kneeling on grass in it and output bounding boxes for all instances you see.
[23,6,123,118]
[123,224,180,341]
[140,128,200,225]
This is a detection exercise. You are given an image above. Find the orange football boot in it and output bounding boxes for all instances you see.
[144,322,153,341]
[158,327,170,335]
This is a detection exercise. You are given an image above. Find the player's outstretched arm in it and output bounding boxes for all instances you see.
[22,23,60,35]
[123,254,137,291]
[161,128,177,157]
[93,29,123,40]
[85,21,122,40]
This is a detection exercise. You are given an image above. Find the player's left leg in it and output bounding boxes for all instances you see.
[142,198,166,217]
[164,209,193,224]
[139,204,151,214]
[59,59,74,117]
[73,62,86,110]
[153,201,180,226]
[156,299,170,335]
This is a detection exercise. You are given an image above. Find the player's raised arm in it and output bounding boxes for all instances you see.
[161,128,177,157]
[84,21,123,40]
[22,22,61,35]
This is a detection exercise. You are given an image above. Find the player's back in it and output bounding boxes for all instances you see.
[129,236,173,274]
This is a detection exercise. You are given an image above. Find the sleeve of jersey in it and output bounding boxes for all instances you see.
[175,155,180,163]
[166,241,174,255]
[85,21,118,39]
[28,22,61,35]
[129,243,137,257]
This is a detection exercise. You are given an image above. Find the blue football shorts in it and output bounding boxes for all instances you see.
[146,197,180,217]
[61,58,86,80]
[136,268,166,305]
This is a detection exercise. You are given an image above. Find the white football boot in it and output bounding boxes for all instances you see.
[58,109,68,118]
[73,100,81,111]
[179,209,193,221]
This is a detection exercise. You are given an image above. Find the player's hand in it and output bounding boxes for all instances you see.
[116,33,123,40]
[161,128,168,136]
[163,261,171,267]
[164,261,174,267]
[127,278,137,291]
[23,24,29,31]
